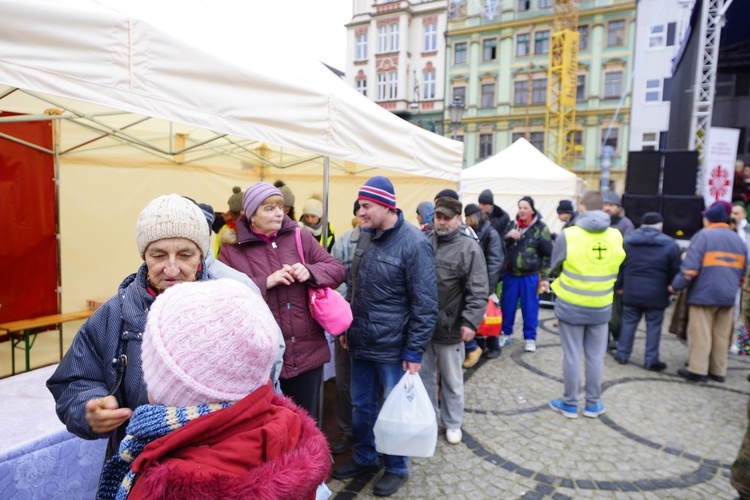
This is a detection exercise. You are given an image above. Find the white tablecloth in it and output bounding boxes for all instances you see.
[0,364,107,499]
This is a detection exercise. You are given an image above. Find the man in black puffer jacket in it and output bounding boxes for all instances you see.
[614,212,681,371]
[478,188,512,238]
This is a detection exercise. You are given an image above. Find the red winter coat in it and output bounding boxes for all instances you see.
[128,383,331,499]
[219,216,345,379]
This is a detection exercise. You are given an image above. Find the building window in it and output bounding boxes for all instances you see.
[607,20,626,46]
[642,132,658,151]
[530,132,544,151]
[356,78,367,96]
[603,128,619,151]
[645,79,661,102]
[576,74,586,101]
[518,0,530,12]
[485,0,499,17]
[479,133,493,159]
[483,38,497,61]
[388,71,398,99]
[514,80,529,105]
[517,33,530,57]
[663,77,672,101]
[424,71,436,99]
[572,130,583,157]
[535,30,550,54]
[532,78,547,104]
[578,25,589,50]
[378,25,388,53]
[481,83,495,108]
[666,22,677,46]
[424,23,437,51]
[604,71,623,98]
[390,23,400,51]
[453,86,466,106]
[377,73,387,100]
[539,0,552,7]
[649,24,666,48]
[356,34,368,60]
[455,42,468,64]
[512,132,526,143]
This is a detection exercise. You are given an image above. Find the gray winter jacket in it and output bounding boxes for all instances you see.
[428,228,489,344]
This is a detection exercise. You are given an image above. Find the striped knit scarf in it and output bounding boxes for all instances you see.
[97,402,233,500]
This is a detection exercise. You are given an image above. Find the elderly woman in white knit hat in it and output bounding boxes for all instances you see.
[47,194,216,463]
[300,195,336,252]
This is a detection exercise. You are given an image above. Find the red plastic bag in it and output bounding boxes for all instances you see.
[477,298,502,337]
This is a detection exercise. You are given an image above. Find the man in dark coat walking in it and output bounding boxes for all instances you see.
[478,189,512,238]
[614,212,681,371]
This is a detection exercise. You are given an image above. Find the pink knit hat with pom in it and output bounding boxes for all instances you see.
[142,279,279,407]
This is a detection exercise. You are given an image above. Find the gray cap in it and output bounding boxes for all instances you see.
[602,191,621,206]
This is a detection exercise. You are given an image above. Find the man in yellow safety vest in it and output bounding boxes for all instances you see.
[548,190,625,419]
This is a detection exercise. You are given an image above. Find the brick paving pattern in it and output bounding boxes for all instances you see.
[327,306,750,499]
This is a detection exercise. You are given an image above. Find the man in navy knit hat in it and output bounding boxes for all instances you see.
[332,176,437,496]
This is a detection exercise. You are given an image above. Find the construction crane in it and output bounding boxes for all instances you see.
[545,0,579,170]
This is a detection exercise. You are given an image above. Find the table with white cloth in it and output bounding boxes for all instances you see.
[0,364,107,499]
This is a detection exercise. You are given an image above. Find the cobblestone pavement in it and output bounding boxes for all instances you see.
[327,305,750,499]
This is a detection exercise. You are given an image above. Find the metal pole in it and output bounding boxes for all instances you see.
[318,156,330,429]
[600,145,614,192]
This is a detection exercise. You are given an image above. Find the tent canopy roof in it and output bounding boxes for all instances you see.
[0,0,462,181]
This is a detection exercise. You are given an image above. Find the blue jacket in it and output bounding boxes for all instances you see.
[671,223,747,306]
[47,263,212,458]
[347,210,437,364]
[615,227,681,309]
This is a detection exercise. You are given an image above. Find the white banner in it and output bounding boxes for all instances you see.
[703,127,741,206]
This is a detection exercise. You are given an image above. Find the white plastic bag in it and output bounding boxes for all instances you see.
[373,372,437,458]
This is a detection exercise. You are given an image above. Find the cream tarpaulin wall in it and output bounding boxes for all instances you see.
[460,138,585,235]
[0,0,461,313]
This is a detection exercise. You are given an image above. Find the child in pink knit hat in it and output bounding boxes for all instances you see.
[98,279,331,499]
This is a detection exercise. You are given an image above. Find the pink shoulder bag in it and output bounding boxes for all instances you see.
[294,228,353,335]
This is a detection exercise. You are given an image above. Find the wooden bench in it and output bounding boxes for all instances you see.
[0,310,95,375]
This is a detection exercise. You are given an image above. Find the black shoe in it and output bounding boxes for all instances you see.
[332,460,383,480]
[608,350,627,364]
[485,349,501,359]
[646,361,667,372]
[330,434,355,455]
[708,373,726,383]
[677,368,708,382]
[373,472,408,496]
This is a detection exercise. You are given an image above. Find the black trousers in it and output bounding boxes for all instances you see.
[280,365,324,419]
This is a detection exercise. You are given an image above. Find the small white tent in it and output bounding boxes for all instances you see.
[0,0,463,315]
[460,138,585,234]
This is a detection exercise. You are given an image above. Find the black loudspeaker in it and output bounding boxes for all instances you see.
[626,151,662,195]
[621,194,661,228]
[663,150,699,196]
[662,195,705,239]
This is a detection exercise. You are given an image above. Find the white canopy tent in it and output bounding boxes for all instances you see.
[460,138,585,235]
[0,0,462,313]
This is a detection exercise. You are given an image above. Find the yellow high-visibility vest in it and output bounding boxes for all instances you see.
[551,226,625,308]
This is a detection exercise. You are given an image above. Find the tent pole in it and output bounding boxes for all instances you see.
[318,156,331,429]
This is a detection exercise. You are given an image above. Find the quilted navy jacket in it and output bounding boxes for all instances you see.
[347,211,437,364]
[46,263,212,458]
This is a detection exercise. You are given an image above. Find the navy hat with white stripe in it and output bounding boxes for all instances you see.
[359,176,396,210]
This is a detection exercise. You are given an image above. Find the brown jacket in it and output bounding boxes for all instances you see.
[219,216,345,379]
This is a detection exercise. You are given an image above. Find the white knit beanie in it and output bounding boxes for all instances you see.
[303,198,324,218]
[142,279,280,407]
[136,194,210,259]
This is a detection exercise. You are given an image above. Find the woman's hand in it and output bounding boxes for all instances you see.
[290,263,311,283]
[267,265,295,289]
[85,396,132,434]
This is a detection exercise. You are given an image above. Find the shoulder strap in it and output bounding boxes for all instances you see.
[294,227,306,264]
[347,231,372,302]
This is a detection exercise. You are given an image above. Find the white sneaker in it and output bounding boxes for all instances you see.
[525,339,536,352]
[498,334,511,347]
[446,428,462,445]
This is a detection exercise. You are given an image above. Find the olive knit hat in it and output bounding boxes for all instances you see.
[227,186,244,213]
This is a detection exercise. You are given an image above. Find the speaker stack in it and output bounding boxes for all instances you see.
[623,150,703,239]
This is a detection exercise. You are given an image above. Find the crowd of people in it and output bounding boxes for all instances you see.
[45,174,750,498]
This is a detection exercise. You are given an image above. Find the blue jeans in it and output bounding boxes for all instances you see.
[350,358,408,475]
[501,274,539,340]
[617,305,665,366]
